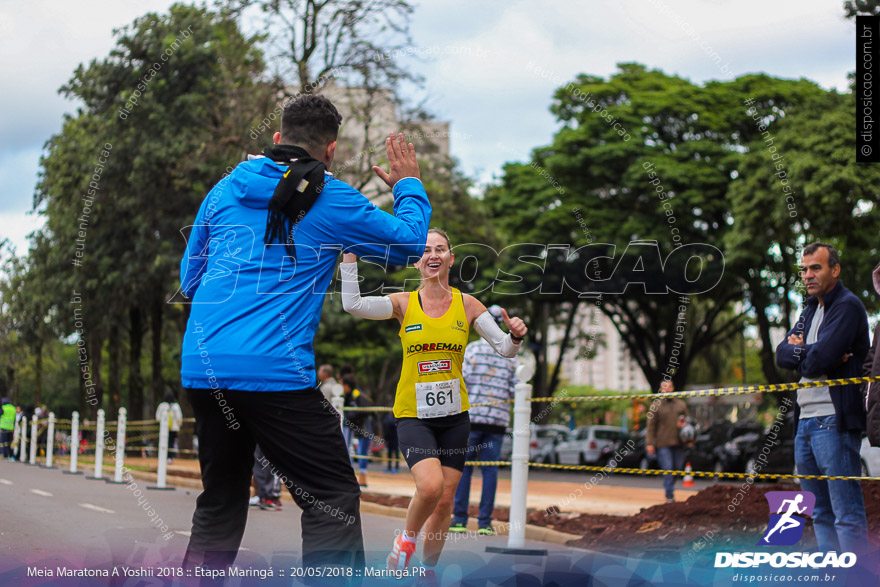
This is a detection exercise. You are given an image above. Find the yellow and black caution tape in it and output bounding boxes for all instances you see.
[345,453,880,482]
[523,462,879,482]
[530,375,880,402]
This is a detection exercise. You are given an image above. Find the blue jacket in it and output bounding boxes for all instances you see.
[180,157,430,391]
[775,280,869,432]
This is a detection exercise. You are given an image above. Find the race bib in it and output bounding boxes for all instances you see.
[415,379,462,419]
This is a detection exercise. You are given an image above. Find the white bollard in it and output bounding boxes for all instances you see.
[90,409,105,480]
[44,412,55,468]
[19,417,27,463]
[66,412,81,474]
[111,408,127,483]
[507,367,533,549]
[148,405,174,490]
[29,415,38,465]
[332,395,345,435]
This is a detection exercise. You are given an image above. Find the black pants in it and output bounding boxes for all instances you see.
[168,430,179,459]
[183,388,364,571]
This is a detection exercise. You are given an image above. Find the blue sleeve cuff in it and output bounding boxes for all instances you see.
[392,177,424,195]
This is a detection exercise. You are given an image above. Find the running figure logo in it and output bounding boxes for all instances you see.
[758,491,815,546]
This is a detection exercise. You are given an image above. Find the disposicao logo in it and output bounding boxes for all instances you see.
[759,491,815,546]
[714,491,857,569]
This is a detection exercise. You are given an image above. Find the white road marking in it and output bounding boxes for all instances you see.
[79,503,115,514]
[30,489,52,497]
[0,479,12,485]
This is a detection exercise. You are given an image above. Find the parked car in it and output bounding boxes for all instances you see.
[603,429,656,470]
[716,415,796,479]
[554,425,627,466]
[499,425,570,462]
[860,436,880,477]
[606,427,719,474]
[716,431,762,472]
[537,428,572,464]
[684,431,722,474]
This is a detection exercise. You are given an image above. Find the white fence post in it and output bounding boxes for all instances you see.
[19,417,28,463]
[65,412,82,475]
[332,395,345,435]
[148,405,174,490]
[507,366,533,549]
[28,415,38,465]
[110,408,127,484]
[89,409,105,480]
[44,412,55,468]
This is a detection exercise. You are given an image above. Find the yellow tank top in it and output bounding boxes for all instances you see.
[394,288,470,418]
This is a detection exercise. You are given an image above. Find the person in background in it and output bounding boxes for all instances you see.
[777,242,869,559]
[249,445,284,511]
[318,364,343,403]
[382,411,400,474]
[156,390,184,462]
[0,398,15,459]
[645,380,689,503]
[863,262,880,447]
[342,375,374,487]
[450,305,517,536]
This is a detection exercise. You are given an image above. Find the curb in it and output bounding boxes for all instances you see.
[358,501,583,547]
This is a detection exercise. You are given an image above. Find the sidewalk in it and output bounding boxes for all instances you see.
[57,455,688,516]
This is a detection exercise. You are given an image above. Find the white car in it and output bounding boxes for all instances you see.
[861,436,880,477]
[554,425,627,466]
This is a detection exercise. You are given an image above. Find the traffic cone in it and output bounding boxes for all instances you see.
[683,462,695,488]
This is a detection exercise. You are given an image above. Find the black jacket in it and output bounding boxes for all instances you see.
[775,281,869,433]
[862,322,880,446]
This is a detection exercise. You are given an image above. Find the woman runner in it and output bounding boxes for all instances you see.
[340,228,527,574]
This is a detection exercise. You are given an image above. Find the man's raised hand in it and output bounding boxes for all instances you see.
[373,132,421,188]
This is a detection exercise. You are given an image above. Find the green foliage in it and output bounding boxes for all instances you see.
[545,386,638,429]
[18,4,276,415]
[486,64,870,394]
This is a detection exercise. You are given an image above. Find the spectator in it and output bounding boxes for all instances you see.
[156,390,184,461]
[250,445,283,511]
[646,380,689,503]
[318,364,343,403]
[0,398,14,459]
[449,305,517,535]
[776,242,869,557]
[863,262,880,447]
[382,411,400,474]
[342,375,374,487]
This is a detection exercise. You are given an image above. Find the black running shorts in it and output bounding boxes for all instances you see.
[396,411,471,471]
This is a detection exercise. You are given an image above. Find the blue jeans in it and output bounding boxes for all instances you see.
[795,414,868,555]
[656,446,685,499]
[355,437,371,473]
[452,430,503,527]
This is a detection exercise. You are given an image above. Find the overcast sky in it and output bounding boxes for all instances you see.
[0,0,855,256]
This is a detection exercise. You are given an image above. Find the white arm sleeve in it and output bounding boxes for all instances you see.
[340,262,394,320]
[473,311,521,358]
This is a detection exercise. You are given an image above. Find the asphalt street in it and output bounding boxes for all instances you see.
[0,460,615,586]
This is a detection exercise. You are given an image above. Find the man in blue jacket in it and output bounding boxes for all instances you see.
[179,94,430,574]
[775,242,868,558]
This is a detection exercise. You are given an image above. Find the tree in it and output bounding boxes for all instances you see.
[726,89,880,382]
[844,0,880,17]
[224,0,431,196]
[484,65,834,397]
[34,4,276,417]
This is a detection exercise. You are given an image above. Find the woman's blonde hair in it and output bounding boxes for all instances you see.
[427,227,451,249]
